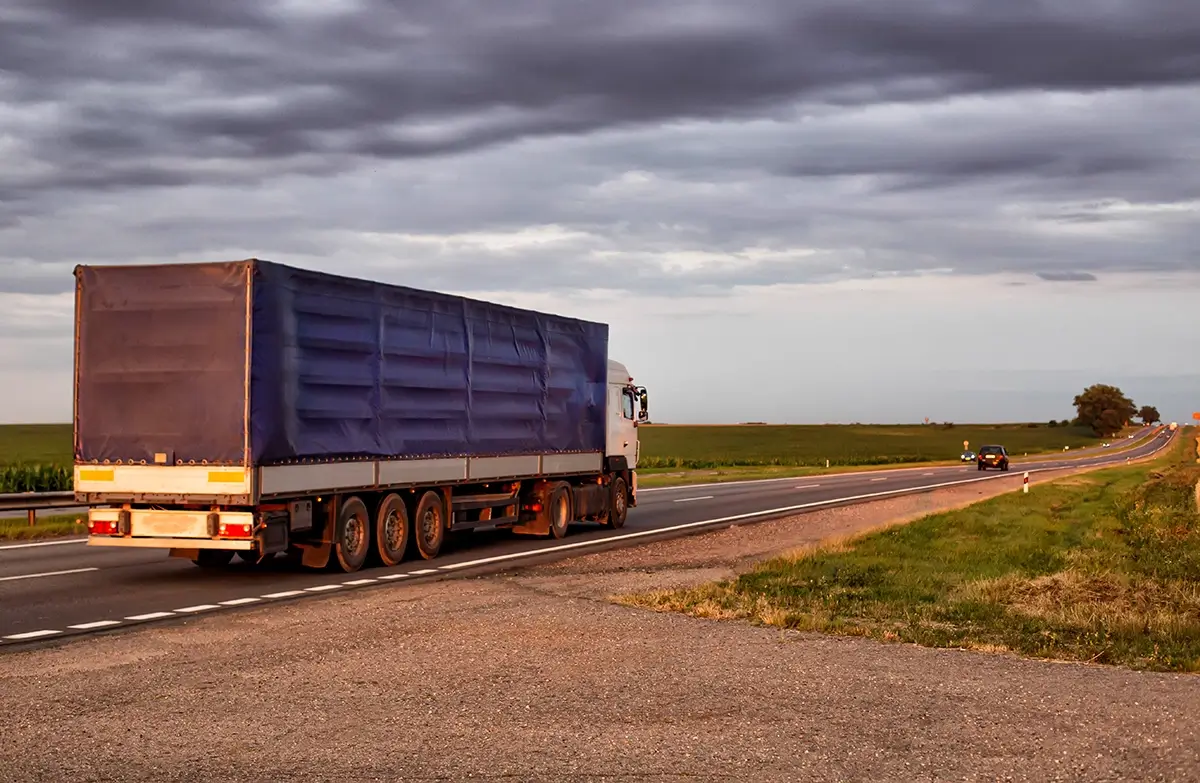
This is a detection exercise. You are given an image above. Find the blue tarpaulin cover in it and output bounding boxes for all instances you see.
[74,259,609,466]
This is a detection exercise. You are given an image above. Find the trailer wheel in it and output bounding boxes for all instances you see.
[548,484,571,539]
[414,490,445,560]
[333,496,371,573]
[375,493,411,567]
[193,549,234,569]
[605,476,628,529]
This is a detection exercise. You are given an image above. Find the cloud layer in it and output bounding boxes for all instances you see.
[1,0,1198,423]
[3,0,1199,296]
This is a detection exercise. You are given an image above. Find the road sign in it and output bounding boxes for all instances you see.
[1192,412,1200,420]
[963,440,969,449]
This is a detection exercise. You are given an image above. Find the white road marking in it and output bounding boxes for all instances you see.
[0,567,98,583]
[794,484,822,489]
[923,473,936,476]
[125,612,174,621]
[672,496,714,503]
[343,578,377,586]
[0,433,1171,647]
[0,537,88,551]
[870,477,887,482]
[304,584,342,592]
[219,597,262,606]
[2,629,61,640]
[68,620,121,630]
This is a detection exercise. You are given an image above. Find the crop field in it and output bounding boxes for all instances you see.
[637,422,1103,470]
[0,420,1108,493]
[0,424,73,493]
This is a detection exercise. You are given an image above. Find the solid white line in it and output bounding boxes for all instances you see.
[68,620,121,630]
[3,433,1165,645]
[0,567,98,583]
[438,439,1175,575]
[125,612,174,621]
[672,496,714,503]
[219,597,262,606]
[2,629,61,640]
[0,537,88,551]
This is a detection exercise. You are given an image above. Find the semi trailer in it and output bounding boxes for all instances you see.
[73,259,648,573]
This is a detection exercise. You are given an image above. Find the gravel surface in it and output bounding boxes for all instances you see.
[1,463,1196,782]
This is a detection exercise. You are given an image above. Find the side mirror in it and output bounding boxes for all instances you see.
[637,387,649,421]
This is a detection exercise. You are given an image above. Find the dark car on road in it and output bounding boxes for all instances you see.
[977,444,1009,471]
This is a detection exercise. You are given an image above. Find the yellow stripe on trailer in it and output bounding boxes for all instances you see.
[207,470,247,484]
[77,468,115,482]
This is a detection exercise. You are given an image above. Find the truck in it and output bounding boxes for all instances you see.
[73,259,649,573]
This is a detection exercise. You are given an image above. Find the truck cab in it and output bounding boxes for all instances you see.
[606,359,647,472]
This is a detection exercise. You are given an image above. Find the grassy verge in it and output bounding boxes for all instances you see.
[619,429,1200,672]
[0,513,85,541]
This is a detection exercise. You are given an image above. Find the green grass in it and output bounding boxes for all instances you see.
[0,423,73,466]
[639,422,1105,471]
[619,429,1200,672]
[0,513,84,540]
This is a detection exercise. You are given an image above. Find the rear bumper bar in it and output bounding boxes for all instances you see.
[87,536,254,550]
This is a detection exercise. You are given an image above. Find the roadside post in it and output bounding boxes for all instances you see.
[1023,472,1029,494]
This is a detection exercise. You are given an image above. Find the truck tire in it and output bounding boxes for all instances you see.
[333,496,371,573]
[375,493,410,567]
[548,484,571,539]
[605,476,628,529]
[414,490,445,560]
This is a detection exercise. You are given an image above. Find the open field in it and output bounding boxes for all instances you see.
[0,420,1132,494]
[638,422,1106,470]
[621,428,1200,672]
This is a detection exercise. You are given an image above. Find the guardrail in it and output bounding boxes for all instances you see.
[0,491,80,526]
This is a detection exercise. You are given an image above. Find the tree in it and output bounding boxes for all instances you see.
[1072,383,1137,437]
[1138,405,1161,425]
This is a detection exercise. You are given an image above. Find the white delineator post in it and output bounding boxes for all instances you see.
[1023,472,1029,494]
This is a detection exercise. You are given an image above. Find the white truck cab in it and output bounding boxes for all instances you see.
[606,359,647,471]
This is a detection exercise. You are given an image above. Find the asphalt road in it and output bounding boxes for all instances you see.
[0,426,1174,649]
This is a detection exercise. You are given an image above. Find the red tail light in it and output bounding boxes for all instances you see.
[218,521,253,538]
[88,519,118,535]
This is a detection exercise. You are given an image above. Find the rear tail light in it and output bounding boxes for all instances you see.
[88,519,119,535]
[218,521,254,538]
[522,502,544,513]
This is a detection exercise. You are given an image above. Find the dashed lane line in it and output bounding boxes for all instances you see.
[0,434,1174,649]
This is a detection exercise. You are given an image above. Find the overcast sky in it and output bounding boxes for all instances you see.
[2,0,1198,426]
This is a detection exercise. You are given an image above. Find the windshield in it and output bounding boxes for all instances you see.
[979,446,1003,454]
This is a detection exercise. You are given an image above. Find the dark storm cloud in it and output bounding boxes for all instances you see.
[1036,271,1099,282]
[5,0,1200,178]
[0,0,1198,299]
